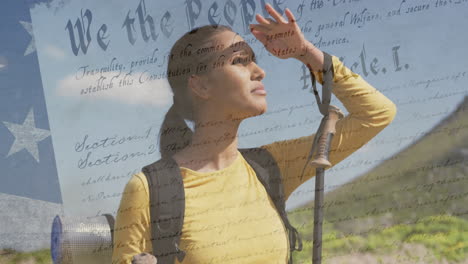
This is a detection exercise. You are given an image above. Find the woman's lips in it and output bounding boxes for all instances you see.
[251,83,266,95]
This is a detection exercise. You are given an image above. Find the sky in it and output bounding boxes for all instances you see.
[1,0,468,216]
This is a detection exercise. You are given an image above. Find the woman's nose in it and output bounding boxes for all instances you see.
[252,63,266,81]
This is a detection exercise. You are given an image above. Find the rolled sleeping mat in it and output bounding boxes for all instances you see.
[50,214,114,264]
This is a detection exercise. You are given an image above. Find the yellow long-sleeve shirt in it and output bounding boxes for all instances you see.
[111,55,397,264]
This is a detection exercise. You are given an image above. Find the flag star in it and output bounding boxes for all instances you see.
[3,108,51,162]
[19,21,36,56]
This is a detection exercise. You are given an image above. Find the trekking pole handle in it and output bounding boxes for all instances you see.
[311,105,344,264]
[309,105,344,168]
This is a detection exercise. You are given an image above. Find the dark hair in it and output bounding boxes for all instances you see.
[158,24,233,158]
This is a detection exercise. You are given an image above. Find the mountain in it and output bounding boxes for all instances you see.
[289,95,468,234]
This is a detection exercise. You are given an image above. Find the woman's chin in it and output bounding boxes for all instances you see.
[257,105,267,116]
[251,104,268,118]
[248,102,267,118]
[227,106,267,121]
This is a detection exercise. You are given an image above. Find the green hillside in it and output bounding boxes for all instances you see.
[288,96,468,263]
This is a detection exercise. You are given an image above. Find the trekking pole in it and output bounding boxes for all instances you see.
[299,51,344,264]
[309,105,343,264]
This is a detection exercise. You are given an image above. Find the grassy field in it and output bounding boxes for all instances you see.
[291,214,468,264]
[0,249,51,264]
[1,214,466,264]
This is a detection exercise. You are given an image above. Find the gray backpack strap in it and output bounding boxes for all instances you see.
[309,51,334,116]
[142,157,186,264]
[300,51,336,182]
[240,148,303,264]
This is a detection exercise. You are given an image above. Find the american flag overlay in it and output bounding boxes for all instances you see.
[0,0,62,203]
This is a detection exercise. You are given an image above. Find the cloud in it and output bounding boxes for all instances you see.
[0,56,8,71]
[56,71,173,107]
[44,45,66,60]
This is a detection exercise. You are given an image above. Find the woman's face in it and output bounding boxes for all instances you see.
[194,30,267,121]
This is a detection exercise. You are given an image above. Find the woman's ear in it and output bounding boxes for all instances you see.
[188,74,211,100]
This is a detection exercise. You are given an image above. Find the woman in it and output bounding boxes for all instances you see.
[112,3,397,264]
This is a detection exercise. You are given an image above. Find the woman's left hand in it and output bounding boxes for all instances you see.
[132,253,157,264]
[250,3,313,60]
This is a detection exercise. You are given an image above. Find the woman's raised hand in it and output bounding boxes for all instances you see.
[250,3,314,60]
[131,252,157,264]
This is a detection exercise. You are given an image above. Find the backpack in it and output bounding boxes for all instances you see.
[141,147,303,264]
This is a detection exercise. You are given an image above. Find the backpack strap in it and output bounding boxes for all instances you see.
[240,148,303,264]
[142,157,186,264]
[310,51,334,116]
